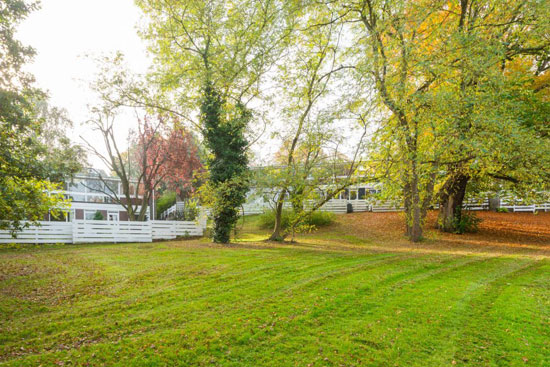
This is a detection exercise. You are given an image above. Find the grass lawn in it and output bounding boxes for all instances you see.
[1,212,549,366]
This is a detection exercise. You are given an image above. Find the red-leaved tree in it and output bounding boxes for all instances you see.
[85,111,201,221]
[137,115,202,201]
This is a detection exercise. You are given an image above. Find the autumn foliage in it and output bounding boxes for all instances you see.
[136,115,202,199]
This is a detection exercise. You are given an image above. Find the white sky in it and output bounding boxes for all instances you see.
[16,0,365,170]
[17,0,150,170]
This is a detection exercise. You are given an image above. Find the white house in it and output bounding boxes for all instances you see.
[46,170,150,222]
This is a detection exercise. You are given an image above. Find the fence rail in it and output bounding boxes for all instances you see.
[0,222,73,244]
[0,216,206,244]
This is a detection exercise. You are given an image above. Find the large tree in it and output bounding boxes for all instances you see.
[0,1,83,234]
[341,0,446,241]
[136,0,297,242]
[334,0,550,240]
[263,5,370,241]
[428,0,550,231]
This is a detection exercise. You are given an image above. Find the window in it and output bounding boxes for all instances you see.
[67,210,75,222]
[68,180,86,193]
[87,195,104,203]
[105,180,119,195]
[86,179,104,193]
[69,194,86,202]
[85,211,97,220]
[107,212,119,221]
[128,184,136,196]
[338,190,349,200]
[49,211,68,222]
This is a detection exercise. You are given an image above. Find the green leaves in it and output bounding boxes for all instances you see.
[0,1,79,235]
[0,176,67,236]
[200,82,251,243]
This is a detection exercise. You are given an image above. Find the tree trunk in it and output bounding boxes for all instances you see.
[438,173,469,232]
[403,168,424,242]
[268,190,286,241]
[410,172,423,242]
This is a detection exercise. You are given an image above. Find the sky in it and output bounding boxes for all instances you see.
[17,0,150,170]
[15,0,362,170]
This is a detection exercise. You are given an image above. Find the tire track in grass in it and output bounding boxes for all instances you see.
[393,256,534,366]
[0,252,399,362]
[0,253,350,360]
[30,254,423,366]
[448,259,547,366]
[2,253,419,365]
[181,255,481,366]
[258,255,499,367]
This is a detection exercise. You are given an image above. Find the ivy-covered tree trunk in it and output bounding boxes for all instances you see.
[201,81,250,243]
[438,173,469,232]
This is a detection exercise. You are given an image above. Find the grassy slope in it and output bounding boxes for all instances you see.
[0,213,549,366]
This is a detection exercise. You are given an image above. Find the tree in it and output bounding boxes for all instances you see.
[34,100,87,182]
[137,115,202,219]
[0,1,79,234]
[83,110,201,221]
[429,0,550,231]
[200,84,251,242]
[136,0,297,242]
[342,0,444,241]
[337,0,549,240]
[261,6,370,241]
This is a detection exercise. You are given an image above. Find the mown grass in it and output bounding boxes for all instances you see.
[0,213,549,366]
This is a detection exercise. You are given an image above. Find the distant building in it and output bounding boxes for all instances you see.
[47,169,149,221]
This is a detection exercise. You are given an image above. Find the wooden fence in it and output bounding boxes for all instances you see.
[499,198,550,213]
[72,221,153,243]
[0,217,207,244]
[240,197,550,216]
[0,222,73,244]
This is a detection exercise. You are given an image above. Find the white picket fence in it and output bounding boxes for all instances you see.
[463,198,490,211]
[499,199,550,213]
[151,220,204,239]
[305,199,349,213]
[159,202,187,220]
[0,217,207,244]
[0,222,74,244]
[72,221,153,243]
[370,201,405,212]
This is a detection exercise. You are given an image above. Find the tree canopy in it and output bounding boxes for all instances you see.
[0,0,85,234]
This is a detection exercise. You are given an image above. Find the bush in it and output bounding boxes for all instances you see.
[93,211,104,220]
[156,191,177,219]
[174,200,200,221]
[452,210,481,234]
[258,210,334,231]
[308,211,335,227]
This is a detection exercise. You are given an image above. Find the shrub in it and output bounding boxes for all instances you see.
[156,191,177,219]
[258,210,334,231]
[496,207,509,213]
[174,200,200,221]
[308,211,335,227]
[452,210,481,234]
[93,211,104,220]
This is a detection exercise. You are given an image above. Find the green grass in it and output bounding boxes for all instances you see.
[0,222,549,366]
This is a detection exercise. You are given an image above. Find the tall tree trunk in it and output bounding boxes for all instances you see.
[269,190,286,241]
[403,164,424,242]
[410,170,423,242]
[438,173,469,232]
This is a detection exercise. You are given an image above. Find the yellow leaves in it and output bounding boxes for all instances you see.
[533,71,550,101]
